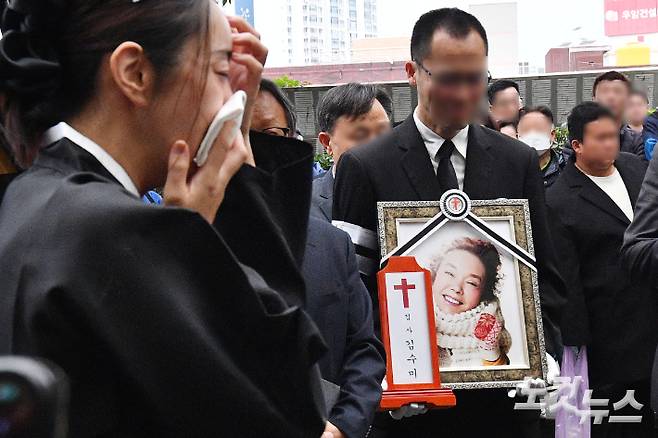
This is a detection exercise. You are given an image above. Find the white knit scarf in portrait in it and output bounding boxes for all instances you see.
[435,299,510,367]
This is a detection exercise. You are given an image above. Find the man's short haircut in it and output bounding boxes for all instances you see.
[487,80,520,104]
[592,70,631,97]
[567,101,616,144]
[317,83,392,133]
[410,8,488,63]
[259,78,297,135]
[631,89,650,104]
[519,105,554,125]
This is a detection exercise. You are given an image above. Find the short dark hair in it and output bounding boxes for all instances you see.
[317,83,392,133]
[592,71,631,96]
[519,105,554,125]
[487,80,519,104]
[259,79,297,136]
[410,8,488,63]
[630,89,649,104]
[567,101,616,144]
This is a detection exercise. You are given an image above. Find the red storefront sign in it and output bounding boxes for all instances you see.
[604,0,658,36]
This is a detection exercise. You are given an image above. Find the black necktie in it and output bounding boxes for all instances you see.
[436,139,459,192]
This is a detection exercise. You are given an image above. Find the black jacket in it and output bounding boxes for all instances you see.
[0,136,327,437]
[332,114,566,358]
[310,169,333,222]
[621,124,645,158]
[547,153,656,385]
[621,147,658,413]
[541,148,567,188]
[622,149,658,288]
[302,218,385,438]
[0,173,16,203]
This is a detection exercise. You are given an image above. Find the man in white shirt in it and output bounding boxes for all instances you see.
[547,101,655,437]
[412,108,468,190]
[332,7,567,438]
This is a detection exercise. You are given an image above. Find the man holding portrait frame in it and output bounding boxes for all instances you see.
[332,7,566,438]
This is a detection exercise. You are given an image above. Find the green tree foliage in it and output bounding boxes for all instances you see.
[273,75,304,88]
[554,125,569,148]
[314,151,334,170]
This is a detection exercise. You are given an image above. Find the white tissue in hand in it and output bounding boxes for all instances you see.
[194,90,246,166]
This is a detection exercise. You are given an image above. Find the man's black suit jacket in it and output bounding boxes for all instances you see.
[621,148,658,415]
[310,170,333,222]
[302,218,385,438]
[0,173,16,203]
[548,153,655,386]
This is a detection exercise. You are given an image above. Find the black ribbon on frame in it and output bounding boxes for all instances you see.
[382,212,537,272]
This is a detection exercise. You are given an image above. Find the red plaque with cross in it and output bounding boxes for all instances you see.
[377,256,456,410]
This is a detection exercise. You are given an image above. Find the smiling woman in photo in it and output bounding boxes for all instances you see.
[430,237,511,368]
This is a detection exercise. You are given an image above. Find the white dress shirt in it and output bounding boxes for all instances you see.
[412,107,469,190]
[42,122,140,197]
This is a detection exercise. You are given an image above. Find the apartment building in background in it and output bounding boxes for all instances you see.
[246,0,379,67]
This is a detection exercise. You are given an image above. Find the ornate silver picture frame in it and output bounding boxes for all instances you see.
[377,191,548,390]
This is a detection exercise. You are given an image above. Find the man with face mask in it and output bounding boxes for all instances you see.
[332,8,566,438]
[517,106,566,188]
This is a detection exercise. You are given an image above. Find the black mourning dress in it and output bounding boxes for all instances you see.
[0,129,327,438]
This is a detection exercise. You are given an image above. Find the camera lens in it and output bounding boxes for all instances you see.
[0,384,20,404]
[0,379,35,436]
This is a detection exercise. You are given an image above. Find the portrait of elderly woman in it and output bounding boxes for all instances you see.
[429,237,512,368]
[377,198,546,387]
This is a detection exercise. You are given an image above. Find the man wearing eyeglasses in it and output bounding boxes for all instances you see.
[253,78,327,178]
[332,8,565,438]
[251,78,387,438]
[252,78,298,139]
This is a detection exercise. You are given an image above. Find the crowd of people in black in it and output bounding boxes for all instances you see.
[0,2,658,438]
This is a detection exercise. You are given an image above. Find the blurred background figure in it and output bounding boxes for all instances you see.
[487,79,522,130]
[627,89,650,135]
[311,83,392,222]
[643,109,658,161]
[550,102,655,437]
[251,77,387,438]
[517,105,566,187]
[252,79,328,178]
[252,78,298,139]
[592,71,645,159]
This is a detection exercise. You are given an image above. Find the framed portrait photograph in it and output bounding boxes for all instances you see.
[377,190,548,390]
